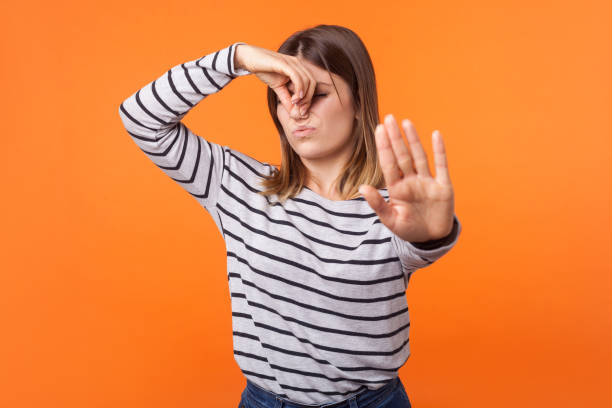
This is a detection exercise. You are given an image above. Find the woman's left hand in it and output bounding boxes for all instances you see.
[359,114,455,243]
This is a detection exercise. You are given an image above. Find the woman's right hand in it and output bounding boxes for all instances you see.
[234,43,315,118]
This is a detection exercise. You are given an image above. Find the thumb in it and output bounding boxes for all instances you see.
[273,85,295,115]
[359,185,395,226]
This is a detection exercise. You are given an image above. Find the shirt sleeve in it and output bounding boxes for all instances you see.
[391,214,462,280]
[118,41,251,211]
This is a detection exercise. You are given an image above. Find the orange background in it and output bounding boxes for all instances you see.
[2,0,610,407]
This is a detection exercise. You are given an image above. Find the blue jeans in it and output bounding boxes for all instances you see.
[237,376,412,408]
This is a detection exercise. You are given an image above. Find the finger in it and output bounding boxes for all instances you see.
[284,64,311,119]
[274,85,294,115]
[289,67,317,119]
[359,184,396,228]
[294,60,317,116]
[284,60,307,99]
[279,58,306,106]
[295,83,313,118]
[384,114,415,177]
[433,130,452,186]
[375,123,403,186]
[286,59,313,107]
[401,119,431,178]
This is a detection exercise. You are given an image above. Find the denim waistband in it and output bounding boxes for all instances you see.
[245,376,400,408]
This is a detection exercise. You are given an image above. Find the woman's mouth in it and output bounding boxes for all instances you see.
[293,127,316,137]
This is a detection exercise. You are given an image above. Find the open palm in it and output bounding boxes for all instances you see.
[359,114,455,243]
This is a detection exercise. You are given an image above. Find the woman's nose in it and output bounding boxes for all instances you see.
[290,103,308,119]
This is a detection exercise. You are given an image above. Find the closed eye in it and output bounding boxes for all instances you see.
[276,93,328,105]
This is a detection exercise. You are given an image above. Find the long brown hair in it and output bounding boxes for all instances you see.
[258,24,385,203]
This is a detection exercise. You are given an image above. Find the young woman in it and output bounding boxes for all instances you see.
[119,24,461,408]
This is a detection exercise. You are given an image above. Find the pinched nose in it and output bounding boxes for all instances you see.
[290,102,309,119]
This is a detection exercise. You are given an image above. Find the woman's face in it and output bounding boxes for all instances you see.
[276,57,358,165]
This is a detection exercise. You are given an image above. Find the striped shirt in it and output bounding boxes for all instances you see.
[118,41,462,406]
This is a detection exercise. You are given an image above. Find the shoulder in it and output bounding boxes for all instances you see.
[222,145,275,177]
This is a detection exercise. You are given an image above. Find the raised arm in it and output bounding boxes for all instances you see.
[118,42,251,210]
[392,213,461,266]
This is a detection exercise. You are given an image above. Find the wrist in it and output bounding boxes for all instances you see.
[234,44,246,71]
[410,216,458,250]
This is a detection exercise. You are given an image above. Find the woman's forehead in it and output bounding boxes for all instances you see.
[295,58,337,82]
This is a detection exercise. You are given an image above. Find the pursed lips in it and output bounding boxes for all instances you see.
[293,126,315,135]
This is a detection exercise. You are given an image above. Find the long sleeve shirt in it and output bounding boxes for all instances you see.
[118,41,462,406]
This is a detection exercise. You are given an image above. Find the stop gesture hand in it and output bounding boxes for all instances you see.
[359,114,455,243]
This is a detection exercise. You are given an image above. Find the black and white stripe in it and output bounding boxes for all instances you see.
[119,42,461,405]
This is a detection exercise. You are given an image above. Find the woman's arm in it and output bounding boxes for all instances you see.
[391,214,462,273]
[409,214,460,250]
[118,42,251,210]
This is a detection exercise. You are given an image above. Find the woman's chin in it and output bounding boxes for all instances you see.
[294,149,330,161]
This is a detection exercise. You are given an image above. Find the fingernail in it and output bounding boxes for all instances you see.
[385,113,394,122]
[299,90,304,99]
[300,107,306,116]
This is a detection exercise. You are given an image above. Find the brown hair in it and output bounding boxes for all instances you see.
[258,24,385,203]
